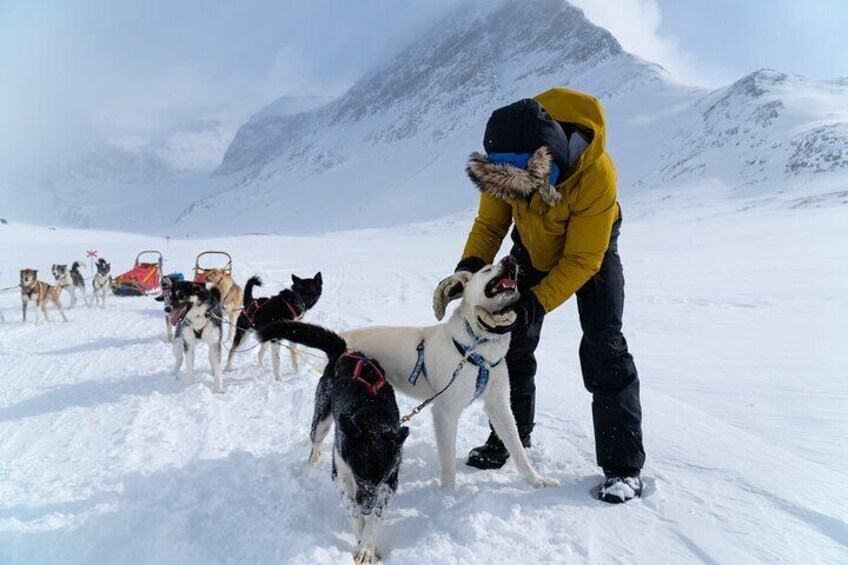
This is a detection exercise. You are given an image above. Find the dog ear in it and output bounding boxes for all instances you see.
[291,274,302,284]
[397,426,410,445]
[314,272,323,285]
[338,415,361,438]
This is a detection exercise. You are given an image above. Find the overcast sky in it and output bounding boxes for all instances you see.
[1,0,846,176]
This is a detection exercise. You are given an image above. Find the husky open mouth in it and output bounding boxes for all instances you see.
[169,305,188,326]
[485,257,519,298]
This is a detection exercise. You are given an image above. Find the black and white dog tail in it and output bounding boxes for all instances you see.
[72,260,87,271]
[244,275,262,307]
[256,320,347,360]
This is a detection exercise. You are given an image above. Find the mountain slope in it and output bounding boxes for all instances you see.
[174,0,846,235]
[184,0,679,234]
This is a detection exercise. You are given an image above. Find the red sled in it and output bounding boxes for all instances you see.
[113,250,164,296]
[193,251,232,283]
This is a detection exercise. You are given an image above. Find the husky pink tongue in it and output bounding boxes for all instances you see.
[494,278,516,293]
[169,306,187,326]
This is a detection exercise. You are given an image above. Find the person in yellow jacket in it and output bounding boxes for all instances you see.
[433,88,645,503]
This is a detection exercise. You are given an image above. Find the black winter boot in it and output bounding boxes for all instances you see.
[466,433,531,470]
[597,467,643,503]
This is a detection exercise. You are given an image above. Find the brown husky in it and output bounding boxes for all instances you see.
[20,269,67,324]
[203,269,243,343]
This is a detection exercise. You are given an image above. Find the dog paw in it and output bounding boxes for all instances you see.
[528,474,560,488]
[308,446,321,466]
[439,476,457,492]
[353,543,380,564]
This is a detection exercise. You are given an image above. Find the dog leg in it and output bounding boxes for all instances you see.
[333,451,365,552]
[185,341,195,384]
[432,405,460,490]
[172,339,184,378]
[165,316,173,343]
[21,300,27,324]
[69,287,76,309]
[271,342,282,381]
[484,393,559,488]
[39,299,48,324]
[354,516,382,564]
[80,286,89,307]
[307,373,333,467]
[225,323,247,371]
[211,339,223,394]
[257,341,269,368]
[289,341,300,373]
[53,295,67,322]
[226,312,236,343]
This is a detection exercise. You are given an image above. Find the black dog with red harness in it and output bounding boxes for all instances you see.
[256,320,408,564]
[224,272,322,375]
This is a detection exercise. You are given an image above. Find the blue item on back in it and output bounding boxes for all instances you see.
[168,272,185,281]
[487,152,561,186]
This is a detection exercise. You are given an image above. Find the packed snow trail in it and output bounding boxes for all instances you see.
[0,196,845,563]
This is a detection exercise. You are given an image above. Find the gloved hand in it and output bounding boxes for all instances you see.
[432,271,473,321]
[477,291,544,334]
[475,306,518,334]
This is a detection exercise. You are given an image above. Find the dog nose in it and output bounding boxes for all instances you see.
[500,255,517,268]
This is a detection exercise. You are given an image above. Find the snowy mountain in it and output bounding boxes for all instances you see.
[4,0,846,234]
[166,0,847,235]
[2,97,332,233]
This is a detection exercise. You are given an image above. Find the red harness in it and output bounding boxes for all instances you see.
[243,297,300,327]
[337,350,387,396]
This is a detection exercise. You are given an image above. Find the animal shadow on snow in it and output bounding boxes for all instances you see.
[37,336,157,356]
[0,451,354,565]
[0,371,183,423]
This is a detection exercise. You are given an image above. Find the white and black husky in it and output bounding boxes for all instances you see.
[257,321,408,565]
[342,256,558,490]
[52,261,88,308]
[91,258,112,308]
[166,280,225,393]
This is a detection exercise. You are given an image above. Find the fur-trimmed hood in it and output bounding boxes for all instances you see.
[467,88,607,208]
[466,146,562,207]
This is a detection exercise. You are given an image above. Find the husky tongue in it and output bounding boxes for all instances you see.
[169,306,187,326]
[494,278,516,293]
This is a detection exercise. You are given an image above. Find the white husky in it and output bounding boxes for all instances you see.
[342,256,558,490]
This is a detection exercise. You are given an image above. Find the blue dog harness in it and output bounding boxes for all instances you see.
[452,338,502,400]
[408,340,428,386]
[407,320,503,401]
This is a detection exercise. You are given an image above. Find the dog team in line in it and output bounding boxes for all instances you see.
[158,256,552,564]
[13,251,552,564]
[17,258,113,323]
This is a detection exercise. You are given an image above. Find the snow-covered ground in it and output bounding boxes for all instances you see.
[0,190,845,564]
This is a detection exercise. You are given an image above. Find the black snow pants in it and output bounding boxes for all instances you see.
[494,218,646,472]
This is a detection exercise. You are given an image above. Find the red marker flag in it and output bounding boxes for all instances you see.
[87,250,98,258]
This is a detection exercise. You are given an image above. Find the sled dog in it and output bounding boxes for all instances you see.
[342,256,558,490]
[91,258,112,308]
[166,280,225,393]
[203,269,243,343]
[257,320,408,565]
[20,269,67,324]
[225,272,323,380]
[52,261,88,308]
[155,274,182,343]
